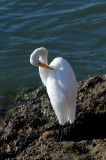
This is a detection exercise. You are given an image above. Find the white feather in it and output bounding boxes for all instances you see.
[46,57,77,125]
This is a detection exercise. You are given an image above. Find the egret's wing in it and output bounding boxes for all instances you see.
[46,58,77,125]
[55,59,77,124]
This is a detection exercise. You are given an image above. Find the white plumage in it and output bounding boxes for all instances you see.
[30,47,77,126]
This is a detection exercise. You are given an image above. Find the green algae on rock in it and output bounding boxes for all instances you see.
[14,85,46,102]
[8,106,20,115]
[0,85,46,118]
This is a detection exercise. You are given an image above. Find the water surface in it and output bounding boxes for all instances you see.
[0,0,106,98]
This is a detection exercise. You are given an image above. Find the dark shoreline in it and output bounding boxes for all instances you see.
[0,84,45,118]
[0,75,106,160]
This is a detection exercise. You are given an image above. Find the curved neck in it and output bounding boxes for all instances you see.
[39,55,48,65]
[39,55,49,86]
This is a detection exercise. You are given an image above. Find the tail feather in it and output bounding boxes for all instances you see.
[69,104,76,124]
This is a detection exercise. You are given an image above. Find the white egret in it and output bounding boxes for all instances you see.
[30,47,77,141]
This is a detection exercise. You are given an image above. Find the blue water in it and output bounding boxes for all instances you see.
[0,0,106,98]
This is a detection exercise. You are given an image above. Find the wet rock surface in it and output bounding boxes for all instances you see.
[0,75,106,160]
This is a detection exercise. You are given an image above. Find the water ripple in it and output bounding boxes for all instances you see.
[0,0,106,95]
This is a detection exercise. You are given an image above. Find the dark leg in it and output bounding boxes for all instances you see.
[56,124,63,142]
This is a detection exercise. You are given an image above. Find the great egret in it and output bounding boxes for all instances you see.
[30,47,77,141]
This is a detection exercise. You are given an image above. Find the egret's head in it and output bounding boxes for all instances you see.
[30,47,53,70]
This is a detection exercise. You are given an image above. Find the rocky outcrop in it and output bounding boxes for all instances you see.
[0,75,106,160]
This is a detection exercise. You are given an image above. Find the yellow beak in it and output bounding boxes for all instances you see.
[38,61,53,70]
